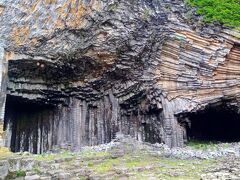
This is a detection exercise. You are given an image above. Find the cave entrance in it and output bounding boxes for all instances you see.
[4,95,55,153]
[186,104,240,143]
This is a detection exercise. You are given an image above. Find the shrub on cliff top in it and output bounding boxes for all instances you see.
[186,0,240,29]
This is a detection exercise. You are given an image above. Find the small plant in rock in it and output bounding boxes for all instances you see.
[33,165,41,174]
[186,139,218,150]
[78,149,109,158]
[16,170,26,177]
[34,150,74,161]
[87,162,94,167]
[143,9,151,20]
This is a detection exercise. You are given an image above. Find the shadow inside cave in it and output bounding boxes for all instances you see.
[4,95,55,153]
[186,104,240,143]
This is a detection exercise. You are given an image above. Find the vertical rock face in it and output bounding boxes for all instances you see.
[0,47,7,146]
[0,0,239,152]
[6,95,162,153]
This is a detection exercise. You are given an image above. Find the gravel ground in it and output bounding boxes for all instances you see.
[1,135,240,179]
[82,135,240,159]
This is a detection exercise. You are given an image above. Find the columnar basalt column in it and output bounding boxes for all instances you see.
[0,47,7,146]
[160,95,187,147]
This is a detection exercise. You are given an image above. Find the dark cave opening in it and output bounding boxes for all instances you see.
[187,104,240,143]
[4,95,55,153]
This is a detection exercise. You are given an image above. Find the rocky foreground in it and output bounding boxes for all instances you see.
[1,0,240,152]
[1,136,240,180]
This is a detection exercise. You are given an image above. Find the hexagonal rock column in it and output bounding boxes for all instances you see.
[0,47,7,147]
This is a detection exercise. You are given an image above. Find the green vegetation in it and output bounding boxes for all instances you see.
[186,139,219,150]
[0,146,221,179]
[0,147,13,159]
[6,170,26,179]
[86,153,215,179]
[16,170,26,177]
[33,149,109,161]
[34,150,75,161]
[186,0,240,29]
[78,149,110,159]
[91,158,118,172]
[33,165,41,174]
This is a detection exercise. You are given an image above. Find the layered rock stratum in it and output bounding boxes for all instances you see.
[0,0,239,153]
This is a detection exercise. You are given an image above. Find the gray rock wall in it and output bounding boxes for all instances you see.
[5,95,165,153]
[0,47,7,147]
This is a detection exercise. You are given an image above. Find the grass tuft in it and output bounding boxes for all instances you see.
[16,170,26,177]
[0,147,12,158]
[34,150,74,161]
[186,139,218,150]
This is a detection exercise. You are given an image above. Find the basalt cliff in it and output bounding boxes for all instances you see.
[0,0,239,153]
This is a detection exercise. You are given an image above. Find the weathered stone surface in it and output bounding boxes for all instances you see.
[0,0,239,152]
[0,160,9,179]
[0,122,4,146]
[8,157,22,172]
[21,158,36,171]
[0,47,7,147]
[25,175,40,180]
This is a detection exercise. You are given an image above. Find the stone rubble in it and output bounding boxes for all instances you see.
[83,135,240,159]
[1,136,240,179]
